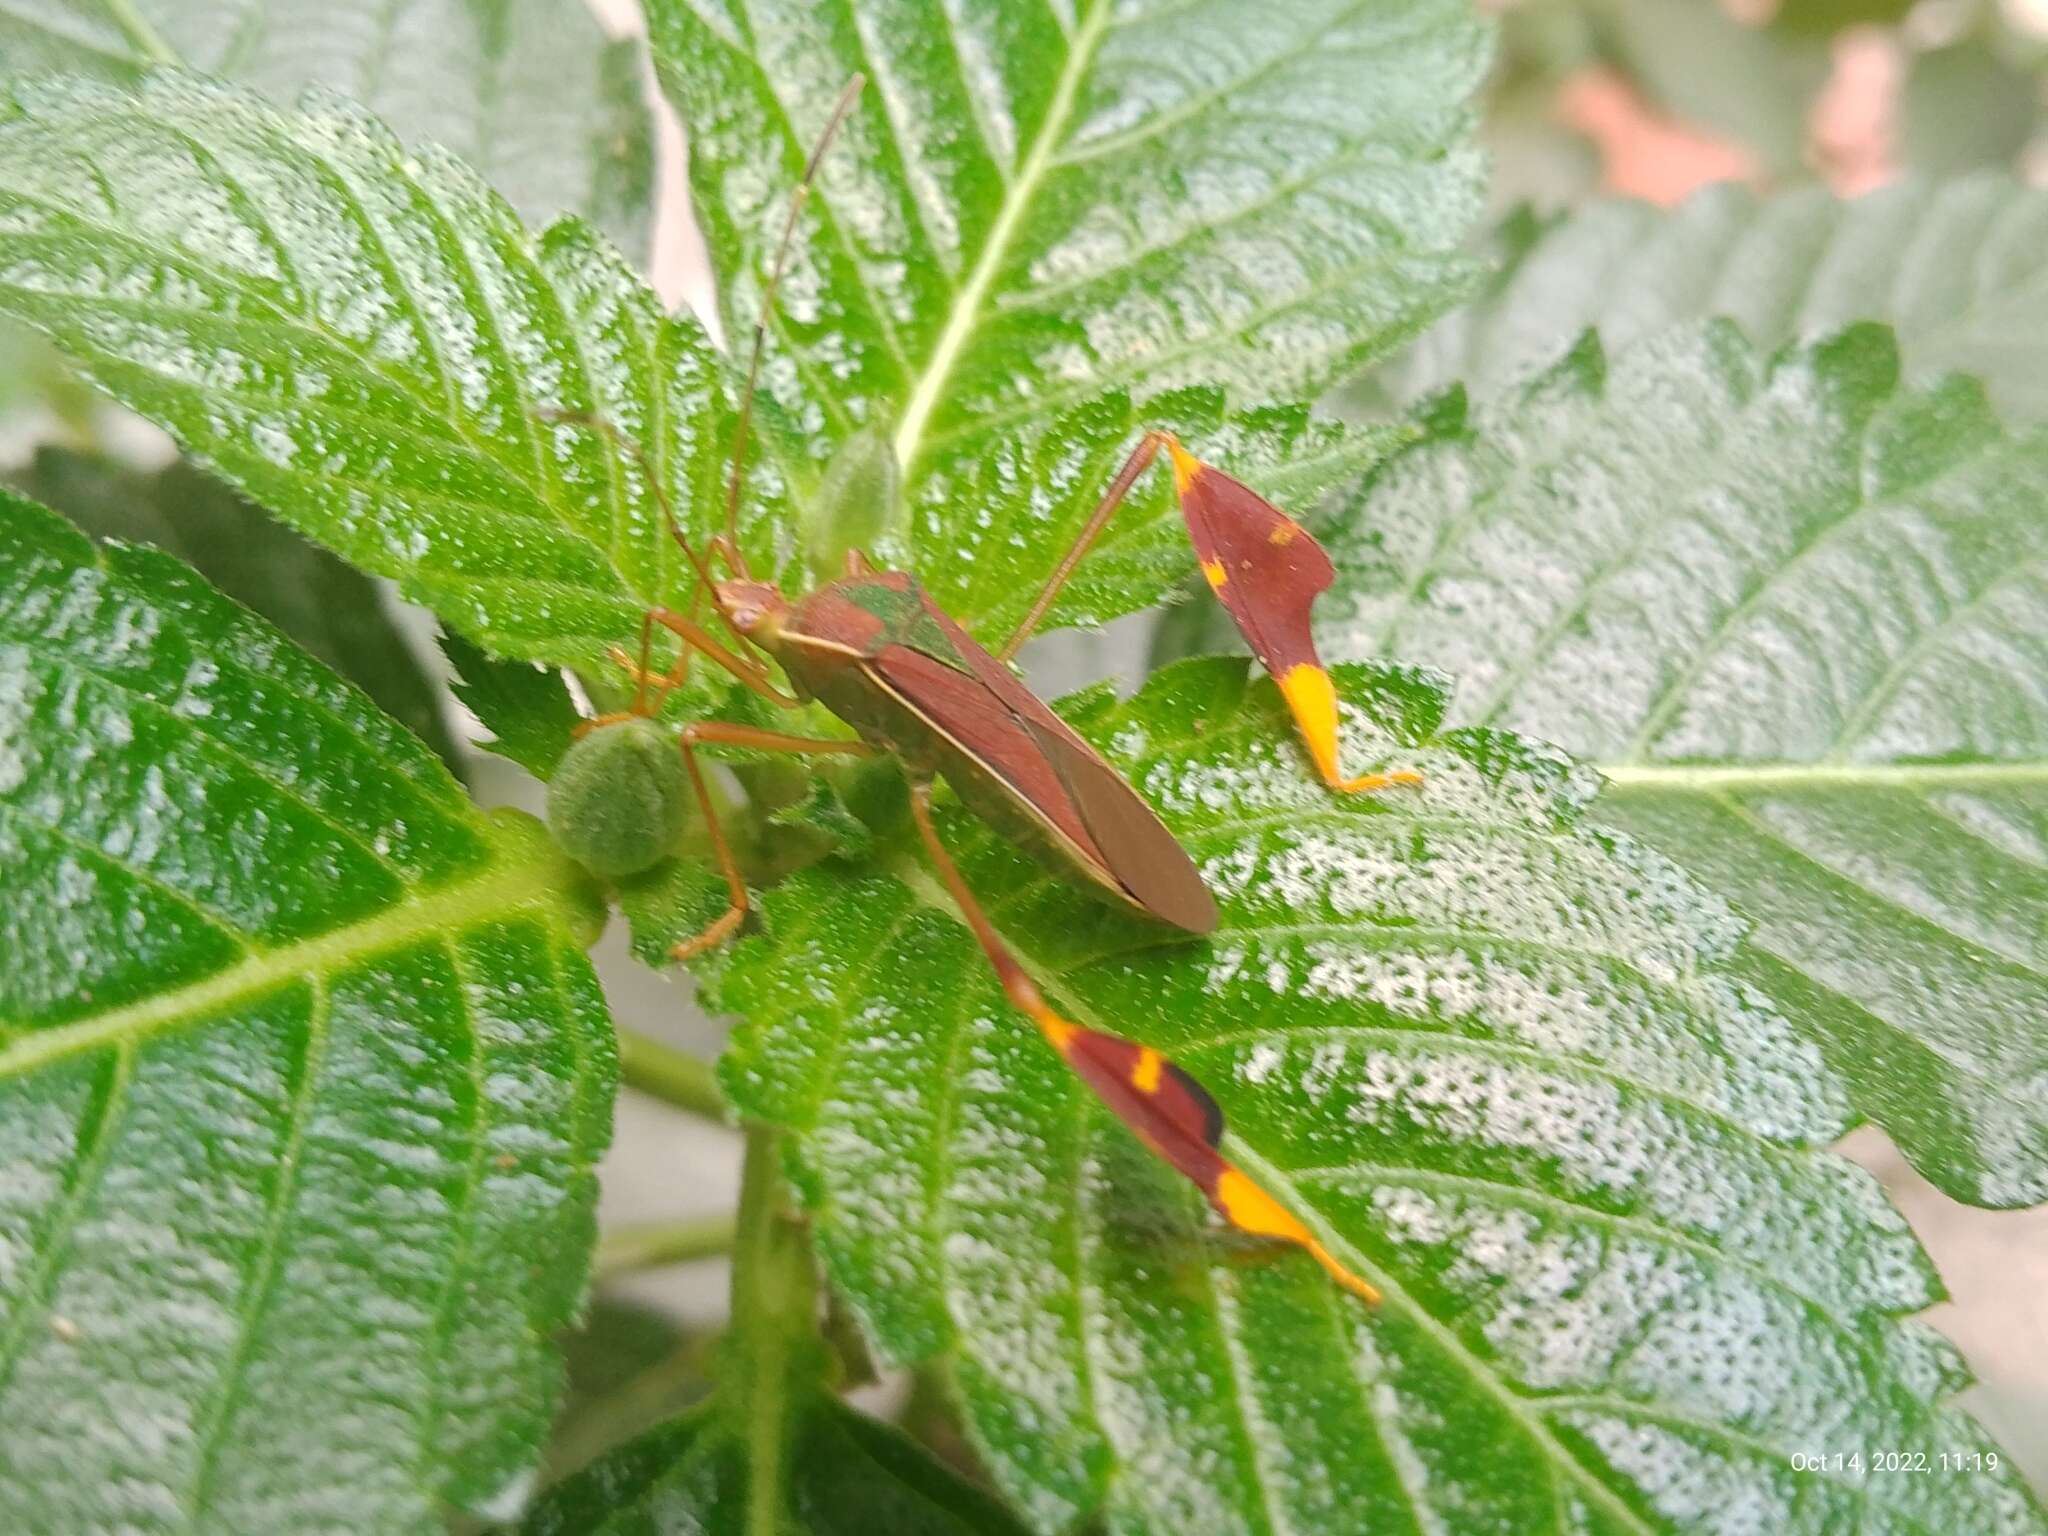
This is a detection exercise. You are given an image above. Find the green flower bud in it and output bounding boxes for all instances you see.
[545,716,689,878]
[806,424,903,583]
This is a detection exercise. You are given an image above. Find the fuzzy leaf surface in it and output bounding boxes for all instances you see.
[1320,323,2048,1209]
[1369,175,2048,423]
[0,70,731,672]
[0,0,652,256]
[442,629,580,781]
[13,445,462,771]
[0,489,613,1531]
[703,656,2038,1535]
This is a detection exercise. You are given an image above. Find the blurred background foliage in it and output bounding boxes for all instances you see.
[1486,0,2048,209]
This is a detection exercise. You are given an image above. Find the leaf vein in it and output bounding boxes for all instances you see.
[1050,0,1422,171]
[182,978,332,1516]
[0,624,423,891]
[0,799,255,951]
[414,937,494,1485]
[891,0,1111,469]
[1178,1017,1803,1150]
[1826,555,2048,760]
[1711,792,2048,985]
[1292,1160,1890,1345]
[0,1042,134,1397]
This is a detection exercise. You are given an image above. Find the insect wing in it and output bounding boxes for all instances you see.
[866,592,1216,933]
[1019,716,1218,934]
[873,642,1104,863]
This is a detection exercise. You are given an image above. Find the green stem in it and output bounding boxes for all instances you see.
[594,1217,737,1279]
[99,0,181,63]
[730,1125,815,1536]
[617,1030,727,1122]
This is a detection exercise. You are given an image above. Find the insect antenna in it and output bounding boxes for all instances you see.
[536,405,725,598]
[534,404,730,706]
[719,71,866,578]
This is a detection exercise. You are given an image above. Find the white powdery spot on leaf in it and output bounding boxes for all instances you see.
[0,654,35,794]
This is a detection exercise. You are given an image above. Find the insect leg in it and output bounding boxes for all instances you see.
[669,723,876,962]
[1005,426,1420,797]
[534,407,767,669]
[570,612,666,739]
[1159,436,1420,797]
[722,74,866,564]
[998,431,1171,661]
[646,608,803,709]
[903,779,1379,1305]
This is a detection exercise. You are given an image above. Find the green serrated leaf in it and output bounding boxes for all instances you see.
[1316,322,2048,1211]
[0,487,613,1530]
[12,444,464,773]
[648,0,1489,458]
[0,0,653,257]
[0,69,740,675]
[697,654,2039,1534]
[1363,175,2048,424]
[443,628,579,780]
[0,24,1458,667]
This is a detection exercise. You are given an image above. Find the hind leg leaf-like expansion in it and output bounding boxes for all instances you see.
[903,778,1379,1305]
[1001,430,1421,800]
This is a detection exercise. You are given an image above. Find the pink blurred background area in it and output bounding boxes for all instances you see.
[1527,0,2048,205]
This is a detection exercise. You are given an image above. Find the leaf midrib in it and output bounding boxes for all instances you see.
[1055,957,1873,1533]
[888,0,1109,473]
[0,826,585,1077]
[857,788,1962,1529]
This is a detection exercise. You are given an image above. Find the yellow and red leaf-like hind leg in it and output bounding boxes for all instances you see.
[908,776,1379,1305]
[1048,1015,1383,1307]
[1209,1164,1382,1305]
[1165,435,1423,800]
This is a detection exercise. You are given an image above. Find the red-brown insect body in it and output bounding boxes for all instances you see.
[729,567,1218,935]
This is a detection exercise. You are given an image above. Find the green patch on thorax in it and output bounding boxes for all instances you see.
[840,576,971,673]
